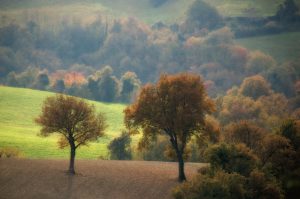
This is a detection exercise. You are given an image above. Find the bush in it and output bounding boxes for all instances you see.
[239,75,272,100]
[246,51,276,75]
[173,170,246,199]
[259,134,296,177]
[248,170,284,199]
[279,119,300,151]
[206,143,258,176]
[224,121,267,152]
[0,147,23,158]
[137,135,189,161]
[108,131,132,160]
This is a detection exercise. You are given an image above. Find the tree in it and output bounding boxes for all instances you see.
[186,0,223,30]
[120,71,141,103]
[247,170,284,199]
[278,119,300,198]
[239,75,272,100]
[124,73,214,181]
[173,169,248,199]
[108,131,132,160]
[217,94,264,126]
[276,0,299,22]
[206,143,258,176]
[35,94,107,174]
[224,121,267,153]
[53,79,65,93]
[246,51,276,75]
[87,66,120,102]
[259,134,295,177]
[33,72,49,90]
[265,63,297,97]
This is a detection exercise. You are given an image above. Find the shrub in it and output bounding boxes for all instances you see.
[279,119,300,151]
[108,131,132,160]
[248,170,284,199]
[259,134,296,177]
[224,121,267,152]
[173,170,246,199]
[239,75,272,100]
[0,147,23,158]
[246,51,276,75]
[206,143,258,176]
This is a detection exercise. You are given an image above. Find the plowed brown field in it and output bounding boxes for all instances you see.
[0,159,204,199]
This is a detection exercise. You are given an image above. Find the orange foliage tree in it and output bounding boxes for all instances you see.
[239,75,272,100]
[124,73,214,182]
[35,94,107,174]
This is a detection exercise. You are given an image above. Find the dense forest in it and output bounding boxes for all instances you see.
[0,0,300,198]
[0,0,299,103]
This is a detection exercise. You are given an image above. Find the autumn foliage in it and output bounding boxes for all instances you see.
[35,94,107,174]
[125,73,214,181]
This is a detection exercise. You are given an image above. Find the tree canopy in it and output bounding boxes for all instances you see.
[124,73,214,181]
[35,94,107,174]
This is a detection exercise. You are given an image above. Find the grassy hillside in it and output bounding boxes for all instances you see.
[0,159,204,199]
[0,86,126,159]
[0,0,299,26]
[236,32,300,63]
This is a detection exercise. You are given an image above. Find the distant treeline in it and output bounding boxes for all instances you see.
[0,0,299,103]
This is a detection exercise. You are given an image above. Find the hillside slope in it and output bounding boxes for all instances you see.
[0,0,299,26]
[0,159,205,199]
[0,86,125,159]
[236,31,300,63]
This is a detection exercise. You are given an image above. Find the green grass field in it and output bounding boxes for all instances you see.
[236,32,300,63]
[1,0,299,26]
[0,86,127,159]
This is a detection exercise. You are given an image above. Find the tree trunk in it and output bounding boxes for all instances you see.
[69,142,76,175]
[177,150,186,182]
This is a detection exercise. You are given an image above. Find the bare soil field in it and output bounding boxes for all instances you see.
[0,159,204,199]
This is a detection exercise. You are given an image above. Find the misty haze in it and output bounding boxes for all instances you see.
[0,0,299,199]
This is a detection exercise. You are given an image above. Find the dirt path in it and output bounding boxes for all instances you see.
[0,159,204,199]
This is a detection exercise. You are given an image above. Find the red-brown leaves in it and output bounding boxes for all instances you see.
[124,72,215,143]
[35,94,106,148]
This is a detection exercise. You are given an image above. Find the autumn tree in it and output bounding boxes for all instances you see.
[206,143,258,176]
[278,119,300,198]
[35,94,107,174]
[124,73,214,182]
[239,75,272,100]
[224,121,267,153]
[259,134,295,177]
[280,119,300,151]
[217,93,264,125]
[246,51,276,75]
